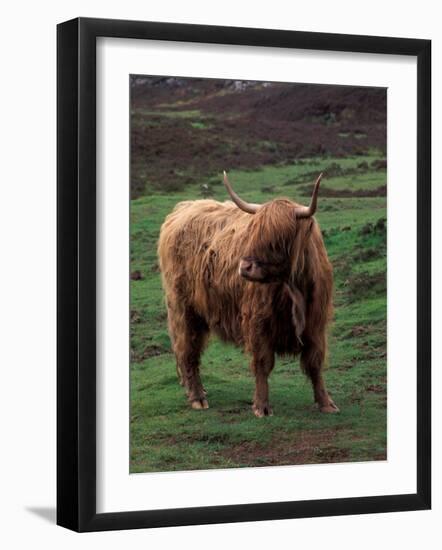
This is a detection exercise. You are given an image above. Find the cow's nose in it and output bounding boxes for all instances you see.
[240,259,253,272]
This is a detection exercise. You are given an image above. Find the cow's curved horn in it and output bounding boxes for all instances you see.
[223,171,261,214]
[294,173,323,218]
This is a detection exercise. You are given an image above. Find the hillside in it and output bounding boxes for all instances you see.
[129,77,387,472]
[130,77,386,197]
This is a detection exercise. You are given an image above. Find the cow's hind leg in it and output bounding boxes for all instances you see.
[168,305,209,410]
[300,340,339,413]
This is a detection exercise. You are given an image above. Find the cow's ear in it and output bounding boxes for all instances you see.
[284,284,306,344]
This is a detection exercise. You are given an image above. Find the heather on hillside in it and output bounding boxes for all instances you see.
[131,77,386,197]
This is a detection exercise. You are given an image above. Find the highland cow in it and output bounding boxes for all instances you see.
[157,172,338,417]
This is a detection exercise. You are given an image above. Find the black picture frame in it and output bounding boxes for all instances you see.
[57,17,431,532]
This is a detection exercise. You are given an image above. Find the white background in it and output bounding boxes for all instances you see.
[0,1,440,548]
[97,39,417,513]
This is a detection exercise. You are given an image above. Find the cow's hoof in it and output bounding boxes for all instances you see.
[253,404,273,418]
[191,399,209,410]
[320,401,339,413]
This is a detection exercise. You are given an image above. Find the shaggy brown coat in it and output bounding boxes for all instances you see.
[158,194,337,416]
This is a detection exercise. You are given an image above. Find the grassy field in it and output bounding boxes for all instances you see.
[130,153,387,473]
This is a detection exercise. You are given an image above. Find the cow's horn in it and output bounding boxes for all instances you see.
[294,173,323,218]
[223,171,261,214]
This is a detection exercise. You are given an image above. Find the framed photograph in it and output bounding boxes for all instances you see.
[57,17,431,532]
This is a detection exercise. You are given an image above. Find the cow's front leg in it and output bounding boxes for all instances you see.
[250,349,275,417]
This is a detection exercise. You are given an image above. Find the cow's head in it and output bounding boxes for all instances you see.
[223,171,322,284]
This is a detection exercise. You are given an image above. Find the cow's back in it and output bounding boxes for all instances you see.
[158,199,250,342]
[158,199,246,275]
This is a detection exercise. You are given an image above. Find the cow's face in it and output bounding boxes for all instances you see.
[239,200,296,283]
[223,171,322,284]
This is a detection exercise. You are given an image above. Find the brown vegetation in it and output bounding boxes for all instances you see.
[131,78,386,197]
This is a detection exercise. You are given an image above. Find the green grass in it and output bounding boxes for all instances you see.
[131,109,214,131]
[130,156,387,473]
[190,121,211,130]
[133,108,204,119]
